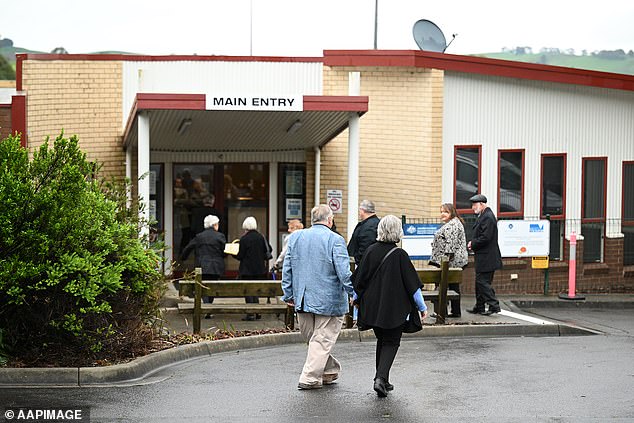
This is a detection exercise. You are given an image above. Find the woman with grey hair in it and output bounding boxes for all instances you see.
[352,214,428,397]
[180,215,227,312]
[234,216,272,320]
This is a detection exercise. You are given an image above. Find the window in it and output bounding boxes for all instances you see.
[581,157,607,263]
[541,154,566,260]
[498,149,524,217]
[454,146,481,213]
[623,162,634,266]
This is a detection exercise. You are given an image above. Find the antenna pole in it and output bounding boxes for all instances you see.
[444,33,457,52]
[373,0,378,49]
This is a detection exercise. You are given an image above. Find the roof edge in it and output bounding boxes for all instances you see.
[323,50,634,92]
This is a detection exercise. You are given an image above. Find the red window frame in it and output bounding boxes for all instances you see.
[581,157,607,223]
[623,161,634,226]
[497,149,525,218]
[453,145,482,215]
[540,153,567,220]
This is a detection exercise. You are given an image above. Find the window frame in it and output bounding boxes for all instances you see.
[497,148,525,218]
[453,144,482,216]
[540,153,566,261]
[623,161,634,225]
[581,157,608,263]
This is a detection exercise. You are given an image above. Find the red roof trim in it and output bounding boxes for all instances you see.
[323,50,634,92]
[16,55,24,91]
[135,93,206,110]
[16,53,323,63]
[303,95,368,112]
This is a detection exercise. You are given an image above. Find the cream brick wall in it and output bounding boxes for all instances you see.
[21,60,125,178]
[321,66,444,237]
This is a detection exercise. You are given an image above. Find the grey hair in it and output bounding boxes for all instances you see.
[359,199,375,213]
[242,216,257,231]
[204,215,219,229]
[311,204,333,224]
[377,215,404,243]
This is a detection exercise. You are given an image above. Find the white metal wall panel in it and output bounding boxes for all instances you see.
[442,72,634,225]
[122,60,323,126]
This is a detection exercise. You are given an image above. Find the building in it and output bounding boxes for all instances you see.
[3,50,634,293]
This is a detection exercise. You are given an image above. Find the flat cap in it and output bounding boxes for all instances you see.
[469,194,488,203]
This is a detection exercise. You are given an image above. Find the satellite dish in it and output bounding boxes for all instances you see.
[412,19,454,53]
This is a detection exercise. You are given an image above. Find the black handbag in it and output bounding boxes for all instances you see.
[402,306,423,333]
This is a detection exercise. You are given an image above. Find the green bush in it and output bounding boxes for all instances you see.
[0,133,164,366]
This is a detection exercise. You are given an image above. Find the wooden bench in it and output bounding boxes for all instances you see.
[177,268,294,334]
[416,259,463,324]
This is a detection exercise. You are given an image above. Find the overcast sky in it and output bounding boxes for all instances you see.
[2,0,633,56]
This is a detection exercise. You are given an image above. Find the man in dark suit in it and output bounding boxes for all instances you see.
[466,194,502,315]
[348,199,380,264]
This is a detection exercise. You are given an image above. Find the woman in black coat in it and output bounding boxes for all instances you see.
[352,215,428,397]
[234,216,271,321]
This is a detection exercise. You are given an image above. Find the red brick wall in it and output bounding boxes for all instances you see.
[0,106,10,140]
[460,237,634,295]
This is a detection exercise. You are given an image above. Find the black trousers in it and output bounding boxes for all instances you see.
[241,274,266,304]
[202,274,219,304]
[433,282,462,316]
[372,326,403,382]
[475,271,500,311]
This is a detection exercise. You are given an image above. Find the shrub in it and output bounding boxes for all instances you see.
[0,133,164,366]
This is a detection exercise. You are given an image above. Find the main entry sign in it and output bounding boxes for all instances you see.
[497,220,550,258]
[206,95,303,111]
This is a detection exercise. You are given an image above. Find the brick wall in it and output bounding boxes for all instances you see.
[21,60,125,178]
[321,65,444,237]
[0,106,10,140]
[460,236,634,295]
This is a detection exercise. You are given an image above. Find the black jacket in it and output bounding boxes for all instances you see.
[470,207,503,273]
[352,242,422,330]
[348,214,380,263]
[180,228,227,276]
[235,230,270,277]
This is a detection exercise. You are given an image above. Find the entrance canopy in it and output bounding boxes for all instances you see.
[122,94,368,151]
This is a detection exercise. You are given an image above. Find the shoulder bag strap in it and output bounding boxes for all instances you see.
[357,246,398,302]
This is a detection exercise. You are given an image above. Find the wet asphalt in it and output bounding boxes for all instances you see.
[1,306,633,422]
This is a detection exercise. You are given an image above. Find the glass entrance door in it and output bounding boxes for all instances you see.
[173,163,269,274]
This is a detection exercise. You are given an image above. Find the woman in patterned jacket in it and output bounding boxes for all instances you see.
[430,203,468,317]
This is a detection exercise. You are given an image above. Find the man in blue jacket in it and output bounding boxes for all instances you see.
[282,204,353,390]
[467,194,503,315]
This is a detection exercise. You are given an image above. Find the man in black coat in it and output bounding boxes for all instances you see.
[348,199,380,264]
[466,194,502,315]
[180,215,227,308]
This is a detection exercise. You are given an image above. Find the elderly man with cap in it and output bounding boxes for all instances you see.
[348,199,380,264]
[467,194,502,315]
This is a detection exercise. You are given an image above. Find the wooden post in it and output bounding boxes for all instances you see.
[436,257,449,325]
[193,267,202,335]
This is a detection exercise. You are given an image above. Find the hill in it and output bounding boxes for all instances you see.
[477,48,634,76]
[1,37,634,78]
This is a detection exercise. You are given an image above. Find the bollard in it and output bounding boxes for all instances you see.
[559,231,585,301]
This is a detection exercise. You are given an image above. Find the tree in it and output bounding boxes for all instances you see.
[0,133,164,366]
[0,55,15,80]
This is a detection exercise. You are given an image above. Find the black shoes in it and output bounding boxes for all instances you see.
[242,314,263,321]
[386,381,394,391]
[447,313,462,318]
[374,377,388,397]
[467,307,500,315]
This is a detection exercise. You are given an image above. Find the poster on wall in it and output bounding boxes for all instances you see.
[497,220,550,257]
[286,198,302,220]
[285,170,303,195]
[149,170,157,195]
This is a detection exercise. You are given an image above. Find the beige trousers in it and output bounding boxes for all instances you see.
[297,313,344,385]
